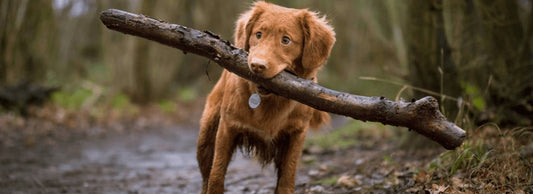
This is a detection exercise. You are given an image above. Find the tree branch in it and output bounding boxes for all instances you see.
[99,9,465,149]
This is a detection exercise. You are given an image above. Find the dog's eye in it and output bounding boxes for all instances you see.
[256,32,262,39]
[281,36,291,45]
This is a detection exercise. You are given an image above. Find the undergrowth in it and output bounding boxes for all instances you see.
[305,120,393,151]
[304,118,532,193]
[427,124,533,192]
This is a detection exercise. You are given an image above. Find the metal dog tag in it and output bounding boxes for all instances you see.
[248,93,261,109]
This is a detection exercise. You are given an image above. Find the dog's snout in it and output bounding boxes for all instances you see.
[250,58,267,73]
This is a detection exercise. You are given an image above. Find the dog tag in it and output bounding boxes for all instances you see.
[248,93,261,109]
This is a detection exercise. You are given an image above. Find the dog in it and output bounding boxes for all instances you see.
[197,1,335,193]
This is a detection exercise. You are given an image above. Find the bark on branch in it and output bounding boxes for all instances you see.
[100,9,466,149]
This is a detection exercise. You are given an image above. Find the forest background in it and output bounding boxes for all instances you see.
[2,0,532,127]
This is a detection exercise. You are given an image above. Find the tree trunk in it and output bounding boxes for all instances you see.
[131,0,156,104]
[472,0,532,125]
[405,0,462,120]
[0,0,55,84]
[99,9,466,149]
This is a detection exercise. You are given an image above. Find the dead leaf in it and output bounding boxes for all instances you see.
[405,186,423,193]
[451,177,469,189]
[514,189,525,194]
[337,175,356,187]
[413,171,431,184]
[428,183,449,194]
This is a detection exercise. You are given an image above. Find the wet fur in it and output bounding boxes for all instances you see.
[197,2,335,193]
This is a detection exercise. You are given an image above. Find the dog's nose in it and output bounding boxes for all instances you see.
[250,58,267,73]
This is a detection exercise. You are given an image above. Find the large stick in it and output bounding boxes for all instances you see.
[100,9,465,149]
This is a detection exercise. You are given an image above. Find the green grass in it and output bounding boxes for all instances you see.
[430,139,491,176]
[424,124,533,192]
[313,177,338,185]
[177,87,198,102]
[306,120,389,150]
[51,88,93,110]
[110,93,132,109]
[158,100,177,113]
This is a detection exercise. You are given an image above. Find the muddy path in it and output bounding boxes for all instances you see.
[0,125,290,193]
[0,115,443,194]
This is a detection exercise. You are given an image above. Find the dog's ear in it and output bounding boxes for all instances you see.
[234,2,267,51]
[299,10,335,71]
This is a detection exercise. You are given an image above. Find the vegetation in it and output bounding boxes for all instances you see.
[306,121,391,151]
[303,120,533,192]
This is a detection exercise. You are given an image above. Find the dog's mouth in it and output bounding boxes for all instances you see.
[253,69,298,96]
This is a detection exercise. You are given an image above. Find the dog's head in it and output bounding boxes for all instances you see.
[235,1,335,80]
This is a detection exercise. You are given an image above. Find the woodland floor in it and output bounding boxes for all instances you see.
[0,101,531,194]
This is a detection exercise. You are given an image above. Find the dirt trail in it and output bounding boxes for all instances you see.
[1,114,444,193]
[0,124,318,194]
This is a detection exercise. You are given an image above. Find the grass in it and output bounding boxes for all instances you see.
[51,88,94,110]
[357,67,532,191]
[313,177,338,185]
[158,100,177,113]
[304,115,532,192]
[425,124,533,192]
[305,120,392,150]
[12,79,205,132]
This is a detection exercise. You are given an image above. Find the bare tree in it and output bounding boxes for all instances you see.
[0,0,56,84]
[404,0,462,120]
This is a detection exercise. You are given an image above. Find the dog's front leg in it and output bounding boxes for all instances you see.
[207,121,237,194]
[275,131,307,194]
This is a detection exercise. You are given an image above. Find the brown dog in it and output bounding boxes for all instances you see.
[197,1,335,193]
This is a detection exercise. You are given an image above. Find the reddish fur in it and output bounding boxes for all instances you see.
[196,2,335,193]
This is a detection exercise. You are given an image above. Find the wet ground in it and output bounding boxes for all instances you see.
[0,125,286,193]
[0,114,444,194]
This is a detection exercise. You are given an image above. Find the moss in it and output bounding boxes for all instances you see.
[306,120,388,150]
[314,177,338,185]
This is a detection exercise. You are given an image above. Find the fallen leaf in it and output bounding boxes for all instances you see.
[413,171,431,184]
[451,177,469,189]
[514,189,525,194]
[337,175,356,187]
[405,186,423,193]
[428,183,448,194]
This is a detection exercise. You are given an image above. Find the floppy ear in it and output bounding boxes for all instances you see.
[299,10,336,71]
[234,2,266,51]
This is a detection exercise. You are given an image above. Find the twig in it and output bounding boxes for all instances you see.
[31,175,46,193]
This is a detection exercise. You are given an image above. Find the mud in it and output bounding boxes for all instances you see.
[1,126,279,193]
[0,115,441,193]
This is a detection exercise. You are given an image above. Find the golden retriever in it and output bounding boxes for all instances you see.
[197,1,335,193]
